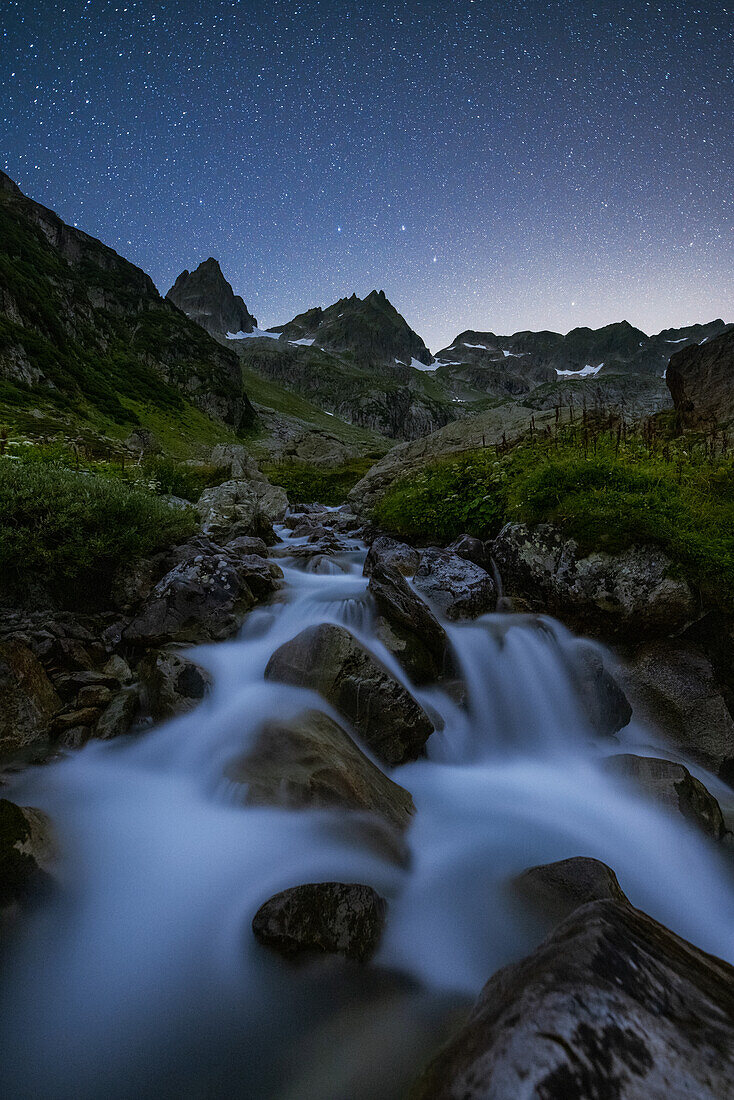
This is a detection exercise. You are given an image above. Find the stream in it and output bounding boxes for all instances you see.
[2,519,734,1098]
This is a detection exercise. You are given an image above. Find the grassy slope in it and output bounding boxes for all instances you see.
[373,422,734,605]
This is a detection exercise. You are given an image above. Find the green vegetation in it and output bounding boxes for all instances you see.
[265,456,376,505]
[0,459,196,605]
[373,422,734,604]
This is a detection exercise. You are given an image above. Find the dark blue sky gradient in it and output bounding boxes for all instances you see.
[2,0,732,348]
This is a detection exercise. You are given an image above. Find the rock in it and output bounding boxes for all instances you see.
[666,328,734,427]
[222,551,283,599]
[124,427,161,455]
[603,754,727,841]
[1,799,54,911]
[140,650,211,721]
[111,557,156,612]
[51,706,102,733]
[102,655,133,683]
[77,684,113,708]
[492,523,696,640]
[252,882,386,962]
[222,534,269,557]
[228,709,414,831]
[0,640,61,763]
[51,669,121,702]
[196,478,288,538]
[124,552,255,645]
[363,536,420,578]
[511,856,629,929]
[95,685,140,740]
[209,443,261,479]
[264,624,435,766]
[368,563,452,684]
[618,638,734,778]
[447,534,492,571]
[569,640,632,737]
[414,548,496,621]
[166,257,257,337]
[412,899,734,1100]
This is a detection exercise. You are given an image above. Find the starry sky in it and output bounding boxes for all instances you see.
[2,1,733,350]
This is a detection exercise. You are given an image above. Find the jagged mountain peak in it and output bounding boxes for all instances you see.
[166,258,257,336]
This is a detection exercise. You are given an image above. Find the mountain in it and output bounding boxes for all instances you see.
[666,328,734,427]
[269,289,434,369]
[0,171,255,432]
[166,258,257,337]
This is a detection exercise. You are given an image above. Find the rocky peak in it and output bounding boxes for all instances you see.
[166,258,257,337]
[667,327,734,427]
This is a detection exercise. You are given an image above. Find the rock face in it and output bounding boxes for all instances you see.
[511,856,628,927]
[666,328,734,427]
[0,640,61,763]
[618,637,734,779]
[252,882,386,962]
[413,899,734,1099]
[264,624,435,765]
[491,523,696,640]
[368,563,452,684]
[414,549,496,621]
[166,257,257,337]
[0,171,255,429]
[603,754,727,841]
[228,709,414,831]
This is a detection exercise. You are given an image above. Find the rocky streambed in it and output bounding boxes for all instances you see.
[2,501,734,1098]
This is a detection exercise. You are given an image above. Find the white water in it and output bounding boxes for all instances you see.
[2,524,734,1098]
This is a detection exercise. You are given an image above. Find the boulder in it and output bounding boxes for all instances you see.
[252,882,386,962]
[617,639,734,778]
[368,563,452,684]
[221,534,269,556]
[511,856,629,929]
[209,443,261,479]
[413,899,734,1099]
[413,548,496,621]
[196,478,288,538]
[492,523,696,640]
[447,534,492,571]
[1,799,54,912]
[124,551,255,645]
[219,550,283,599]
[666,328,734,428]
[0,640,61,763]
[140,650,211,721]
[569,641,632,737]
[603,754,727,841]
[95,685,140,740]
[363,536,420,578]
[228,709,414,830]
[264,624,435,765]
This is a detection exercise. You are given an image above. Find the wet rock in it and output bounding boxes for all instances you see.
[368,563,452,684]
[124,552,255,645]
[492,523,696,640]
[447,533,492,571]
[603,754,727,841]
[570,640,632,737]
[222,551,283,599]
[228,709,414,831]
[0,639,61,763]
[141,650,211,721]
[221,534,269,557]
[617,638,734,778]
[413,548,495,621]
[511,856,628,929]
[51,668,121,702]
[412,899,734,1099]
[363,536,420,578]
[95,685,140,740]
[264,624,435,765]
[252,882,386,962]
[1,799,54,912]
[51,706,102,733]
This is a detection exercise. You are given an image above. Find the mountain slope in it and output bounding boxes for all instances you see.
[166,258,257,336]
[269,289,434,368]
[0,171,255,434]
[667,328,734,427]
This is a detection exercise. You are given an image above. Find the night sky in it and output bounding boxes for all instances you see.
[2,1,732,349]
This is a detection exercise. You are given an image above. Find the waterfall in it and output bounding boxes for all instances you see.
[2,523,733,1099]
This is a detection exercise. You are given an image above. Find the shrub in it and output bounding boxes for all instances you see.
[265,456,376,506]
[0,460,196,605]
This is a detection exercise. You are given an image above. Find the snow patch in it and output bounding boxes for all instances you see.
[463,342,490,350]
[227,328,280,341]
[555,363,604,378]
[502,348,526,357]
[409,357,439,372]
[290,337,315,346]
[666,337,688,344]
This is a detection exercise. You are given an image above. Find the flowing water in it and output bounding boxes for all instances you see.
[2,522,734,1098]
